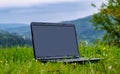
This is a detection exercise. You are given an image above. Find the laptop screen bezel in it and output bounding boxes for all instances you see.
[31,22,80,60]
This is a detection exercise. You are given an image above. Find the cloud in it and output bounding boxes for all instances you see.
[0,0,106,8]
[0,0,77,8]
[0,0,106,23]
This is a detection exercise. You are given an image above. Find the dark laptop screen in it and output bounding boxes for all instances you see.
[31,23,79,59]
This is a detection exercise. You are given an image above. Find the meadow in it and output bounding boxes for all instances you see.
[0,44,120,74]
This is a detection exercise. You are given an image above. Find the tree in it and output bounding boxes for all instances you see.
[91,0,120,47]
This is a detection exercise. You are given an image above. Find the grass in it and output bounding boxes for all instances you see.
[0,44,120,74]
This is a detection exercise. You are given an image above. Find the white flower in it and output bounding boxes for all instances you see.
[108,65,112,70]
[85,41,88,45]
[23,36,26,40]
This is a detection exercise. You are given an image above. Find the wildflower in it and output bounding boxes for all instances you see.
[102,47,106,50]
[108,65,112,70]
[23,36,26,40]
[42,63,45,66]
[84,41,88,46]
[0,60,3,63]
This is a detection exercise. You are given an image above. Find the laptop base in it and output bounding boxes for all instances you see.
[39,57,101,64]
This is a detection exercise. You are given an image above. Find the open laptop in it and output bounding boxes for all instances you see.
[31,22,101,63]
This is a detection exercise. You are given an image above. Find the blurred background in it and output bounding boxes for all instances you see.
[0,0,106,47]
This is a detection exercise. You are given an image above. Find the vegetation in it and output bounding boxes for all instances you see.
[0,30,32,47]
[91,0,120,47]
[0,44,120,74]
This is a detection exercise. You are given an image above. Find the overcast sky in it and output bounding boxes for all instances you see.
[0,0,106,24]
[0,0,106,8]
[0,0,77,8]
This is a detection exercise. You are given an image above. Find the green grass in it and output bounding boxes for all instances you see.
[0,45,120,74]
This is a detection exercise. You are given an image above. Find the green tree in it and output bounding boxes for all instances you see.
[91,0,120,47]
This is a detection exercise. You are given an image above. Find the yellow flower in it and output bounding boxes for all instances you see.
[0,60,3,63]
[102,47,106,50]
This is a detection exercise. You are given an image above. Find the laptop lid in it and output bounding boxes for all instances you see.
[31,22,80,60]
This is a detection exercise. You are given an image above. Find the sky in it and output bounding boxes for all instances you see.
[0,0,106,24]
[0,0,78,8]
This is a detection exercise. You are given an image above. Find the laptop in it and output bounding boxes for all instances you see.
[31,22,101,63]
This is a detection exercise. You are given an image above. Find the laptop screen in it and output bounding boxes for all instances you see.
[31,22,80,59]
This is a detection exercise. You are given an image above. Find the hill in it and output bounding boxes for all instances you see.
[0,23,31,39]
[6,26,31,39]
[62,16,105,42]
[0,30,32,47]
[0,15,105,43]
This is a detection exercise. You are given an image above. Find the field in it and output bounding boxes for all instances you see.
[0,44,120,74]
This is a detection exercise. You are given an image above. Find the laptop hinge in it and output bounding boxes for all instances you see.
[37,56,80,60]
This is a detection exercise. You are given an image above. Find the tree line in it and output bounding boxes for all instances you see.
[0,30,32,48]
